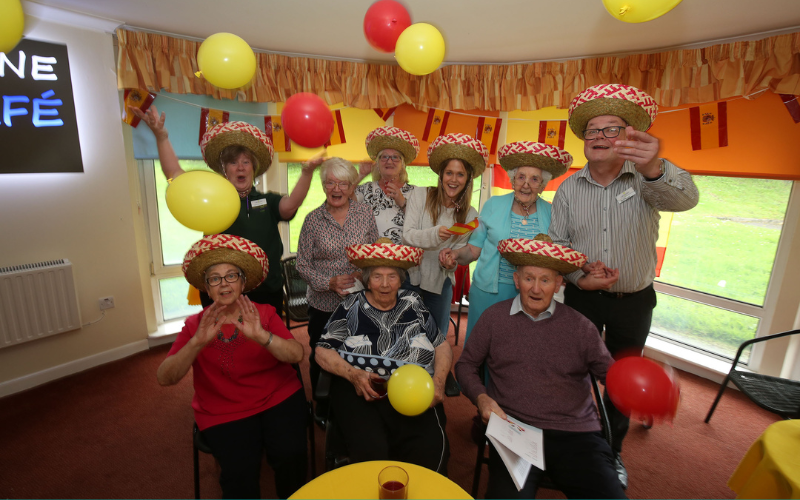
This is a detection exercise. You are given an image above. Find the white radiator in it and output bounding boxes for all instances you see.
[0,259,82,349]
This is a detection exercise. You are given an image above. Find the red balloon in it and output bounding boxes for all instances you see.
[605,356,680,423]
[280,93,334,149]
[363,0,412,53]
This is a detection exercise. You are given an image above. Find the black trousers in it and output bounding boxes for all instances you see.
[307,306,334,400]
[486,429,626,499]
[564,283,657,453]
[329,375,450,474]
[200,390,308,499]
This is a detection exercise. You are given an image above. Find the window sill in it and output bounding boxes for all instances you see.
[644,336,735,385]
[147,318,184,348]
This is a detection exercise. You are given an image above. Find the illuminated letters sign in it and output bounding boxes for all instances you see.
[0,39,83,173]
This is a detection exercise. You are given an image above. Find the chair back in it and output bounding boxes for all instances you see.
[281,255,310,329]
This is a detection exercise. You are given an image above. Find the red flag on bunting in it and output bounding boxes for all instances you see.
[537,120,567,149]
[655,212,674,277]
[265,116,292,152]
[199,108,230,144]
[779,94,800,123]
[475,117,502,154]
[421,109,450,141]
[325,110,347,147]
[122,89,156,128]
[689,102,728,150]
[373,107,398,121]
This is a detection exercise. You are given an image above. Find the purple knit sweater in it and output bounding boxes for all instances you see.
[455,299,614,433]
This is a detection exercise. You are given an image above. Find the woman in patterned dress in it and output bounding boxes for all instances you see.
[438,142,572,343]
[355,126,421,245]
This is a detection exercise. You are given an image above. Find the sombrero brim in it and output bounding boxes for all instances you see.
[499,153,568,178]
[568,98,652,138]
[350,257,417,270]
[367,136,418,164]
[428,143,486,178]
[184,247,265,293]
[500,252,580,275]
[203,130,273,177]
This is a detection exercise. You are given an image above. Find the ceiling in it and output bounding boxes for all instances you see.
[24,0,800,64]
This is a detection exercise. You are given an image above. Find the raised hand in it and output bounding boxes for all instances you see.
[130,105,167,140]
[194,302,226,346]
[237,295,266,343]
[613,126,661,177]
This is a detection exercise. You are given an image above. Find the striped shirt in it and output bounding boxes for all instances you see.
[549,160,699,293]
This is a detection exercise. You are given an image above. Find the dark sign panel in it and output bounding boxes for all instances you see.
[0,38,84,173]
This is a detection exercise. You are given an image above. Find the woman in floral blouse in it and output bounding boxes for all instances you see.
[296,157,379,398]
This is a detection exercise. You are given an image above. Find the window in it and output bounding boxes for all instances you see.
[652,176,793,362]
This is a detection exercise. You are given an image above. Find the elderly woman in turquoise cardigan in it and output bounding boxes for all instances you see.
[439,142,573,342]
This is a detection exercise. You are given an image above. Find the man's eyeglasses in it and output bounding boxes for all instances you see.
[582,126,624,140]
[514,174,543,186]
[324,180,352,190]
[206,272,243,286]
[379,154,401,163]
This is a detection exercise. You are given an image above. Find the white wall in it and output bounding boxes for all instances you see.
[0,14,153,393]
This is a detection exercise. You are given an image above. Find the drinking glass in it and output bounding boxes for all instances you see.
[378,465,408,499]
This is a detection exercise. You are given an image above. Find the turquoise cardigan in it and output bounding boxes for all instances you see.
[468,192,552,294]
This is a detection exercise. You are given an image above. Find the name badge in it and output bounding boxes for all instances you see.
[616,187,636,204]
[251,198,267,208]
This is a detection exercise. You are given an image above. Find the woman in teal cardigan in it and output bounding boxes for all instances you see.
[439,142,573,342]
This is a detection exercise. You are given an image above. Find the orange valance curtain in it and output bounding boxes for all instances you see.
[117,28,800,111]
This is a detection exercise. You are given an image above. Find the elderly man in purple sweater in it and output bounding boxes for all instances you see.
[455,235,626,499]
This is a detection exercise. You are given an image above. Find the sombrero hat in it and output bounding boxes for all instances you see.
[498,234,587,275]
[498,142,573,179]
[427,133,489,178]
[347,238,423,270]
[200,121,274,177]
[182,234,269,292]
[365,126,420,164]
[568,84,658,138]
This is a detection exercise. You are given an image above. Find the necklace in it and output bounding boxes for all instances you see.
[514,197,535,225]
[216,314,244,343]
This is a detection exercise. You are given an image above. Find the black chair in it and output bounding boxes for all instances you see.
[192,364,316,499]
[281,255,310,330]
[705,329,800,423]
[471,373,612,498]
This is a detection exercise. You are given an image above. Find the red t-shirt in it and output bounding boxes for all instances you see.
[168,303,303,431]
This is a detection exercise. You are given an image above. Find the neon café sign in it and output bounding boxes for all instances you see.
[0,38,83,173]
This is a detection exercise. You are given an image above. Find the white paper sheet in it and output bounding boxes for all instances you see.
[485,413,545,491]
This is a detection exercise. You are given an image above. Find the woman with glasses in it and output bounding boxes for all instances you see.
[439,142,572,342]
[158,234,308,499]
[355,126,421,245]
[403,133,486,337]
[296,158,379,398]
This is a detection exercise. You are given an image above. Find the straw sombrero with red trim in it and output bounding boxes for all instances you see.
[568,84,658,138]
[498,142,574,178]
[498,234,587,274]
[427,133,489,178]
[182,234,269,292]
[200,121,274,177]
[365,126,420,164]
[347,238,423,270]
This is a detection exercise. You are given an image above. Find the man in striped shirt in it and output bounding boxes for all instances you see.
[549,84,699,489]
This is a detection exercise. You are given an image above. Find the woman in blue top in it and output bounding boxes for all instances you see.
[439,142,572,342]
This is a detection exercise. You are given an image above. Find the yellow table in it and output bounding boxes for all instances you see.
[290,460,472,499]
[728,419,800,499]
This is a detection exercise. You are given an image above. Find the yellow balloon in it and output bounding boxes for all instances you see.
[394,23,445,76]
[197,33,256,89]
[0,0,24,53]
[602,0,683,23]
[165,171,240,234]
[387,364,435,416]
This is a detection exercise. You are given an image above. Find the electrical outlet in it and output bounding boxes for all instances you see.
[98,296,115,310]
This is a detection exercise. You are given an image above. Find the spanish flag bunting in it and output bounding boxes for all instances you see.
[199,108,230,144]
[447,218,480,235]
[537,120,567,149]
[325,110,347,147]
[265,116,292,152]
[373,107,398,121]
[122,88,156,128]
[689,102,728,150]
[490,164,513,196]
[655,212,674,277]
[779,94,800,124]
[475,117,503,154]
[187,284,202,306]
[421,109,450,141]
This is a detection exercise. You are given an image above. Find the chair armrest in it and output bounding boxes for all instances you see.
[445,371,461,397]
[731,329,800,366]
[315,369,333,401]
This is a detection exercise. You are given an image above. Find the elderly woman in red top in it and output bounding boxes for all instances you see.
[157,235,307,499]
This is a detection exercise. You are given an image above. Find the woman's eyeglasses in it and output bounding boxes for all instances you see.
[324,180,352,190]
[514,174,543,186]
[379,154,401,163]
[206,272,243,286]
